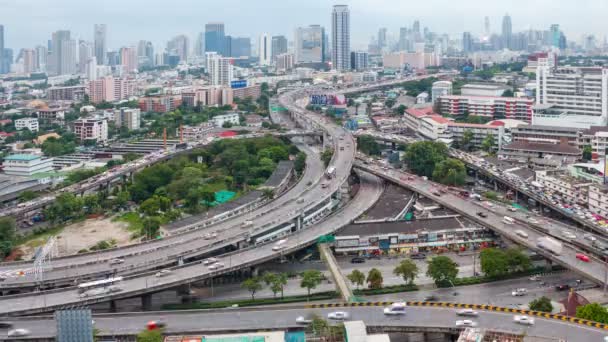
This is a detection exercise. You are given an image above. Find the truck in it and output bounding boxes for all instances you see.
[536,237,563,255]
[325,166,336,179]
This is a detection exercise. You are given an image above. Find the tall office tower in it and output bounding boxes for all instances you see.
[294,25,325,64]
[50,30,76,75]
[167,35,189,62]
[137,40,154,67]
[21,49,35,74]
[484,16,491,38]
[462,32,473,53]
[207,54,233,86]
[271,35,288,60]
[0,25,4,74]
[78,40,93,73]
[34,45,47,72]
[94,24,107,65]
[502,14,512,49]
[230,37,251,57]
[258,33,272,66]
[86,56,97,80]
[550,24,561,48]
[413,20,421,42]
[194,32,204,56]
[331,4,350,71]
[120,46,137,73]
[205,22,226,56]
[398,27,407,51]
[377,28,387,51]
[350,51,369,71]
[536,62,608,127]
[2,48,12,74]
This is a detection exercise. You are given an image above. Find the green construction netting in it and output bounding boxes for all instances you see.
[203,190,236,207]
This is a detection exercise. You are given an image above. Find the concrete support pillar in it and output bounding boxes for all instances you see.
[545,259,553,272]
[296,215,302,231]
[494,181,498,191]
[141,294,152,311]
[515,191,519,202]
[109,300,117,313]
[251,267,259,277]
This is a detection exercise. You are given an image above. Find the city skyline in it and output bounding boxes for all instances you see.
[1,0,608,51]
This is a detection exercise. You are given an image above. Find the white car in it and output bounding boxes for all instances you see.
[562,231,576,240]
[512,288,527,296]
[584,234,597,242]
[514,315,535,325]
[383,302,407,315]
[155,269,172,277]
[109,258,125,265]
[327,311,349,320]
[456,309,478,317]
[455,320,476,327]
[203,258,218,266]
[7,329,30,337]
[295,316,313,324]
[208,262,225,270]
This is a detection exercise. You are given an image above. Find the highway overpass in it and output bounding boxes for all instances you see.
[5,302,607,341]
[355,161,608,287]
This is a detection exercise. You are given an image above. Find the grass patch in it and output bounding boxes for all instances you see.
[353,284,418,296]
[114,212,144,233]
[16,225,65,248]
[161,291,338,310]
[437,265,565,288]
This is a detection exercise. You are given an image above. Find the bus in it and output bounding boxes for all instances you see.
[77,276,123,293]
[325,167,336,179]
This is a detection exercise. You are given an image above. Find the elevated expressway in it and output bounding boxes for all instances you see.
[355,161,608,286]
[7,303,608,341]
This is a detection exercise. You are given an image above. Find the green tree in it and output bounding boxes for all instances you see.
[357,135,381,155]
[481,134,495,153]
[366,268,384,289]
[0,217,17,258]
[44,193,84,223]
[502,89,515,97]
[395,104,407,115]
[461,130,474,150]
[261,188,275,200]
[480,248,509,278]
[529,296,553,313]
[262,272,288,299]
[222,121,233,128]
[583,145,593,161]
[136,329,163,342]
[294,152,306,174]
[393,259,419,285]
[432,158,466,186]
[505,248,532,273]
[576,303,608,323]
[321,149,333,167]
[300,269,323,299]
[346,269,365,289]
[426,256,459,287]
[405,141,449,178]
[141,216,162,239]
[18,190,38,202]
[385,98,396,108]
[241,277,263,300]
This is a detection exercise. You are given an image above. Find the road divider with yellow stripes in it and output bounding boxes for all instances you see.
[304,301,608,330]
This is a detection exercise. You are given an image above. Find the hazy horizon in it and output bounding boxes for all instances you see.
[1,0,607,50]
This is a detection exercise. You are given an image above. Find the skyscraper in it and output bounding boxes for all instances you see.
[258,33,271,66]
[271,36,288,60]
[78,40,93,74]
[34,45,47,73]
[94,24,107,65]
[207,54,233,86]
[50,30,76,75]
[294,25,325,64]
[484,16,490,38]
[205,23,226,56]
[462,32,473,53]
[167,35,189,62]
[137,40,154,67]
[550,24,561,48]
[501,14,512,49]
[120,46,137,73]
[230,37,251,58]
[194,33,204,57]
[0,25,4,74]
[331,5,350,71]
[413,20,421,42]
[377,28,387,51]
[21,49,35,74]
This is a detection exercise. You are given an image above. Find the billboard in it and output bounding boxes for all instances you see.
[310,94,346,106]
[231,80,248,89]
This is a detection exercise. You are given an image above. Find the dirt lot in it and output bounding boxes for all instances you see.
[19,216,134,259]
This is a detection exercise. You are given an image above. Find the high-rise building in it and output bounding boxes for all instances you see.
[0,25,4,74]
[550,24,560,48]
[21,48,35,74]
[462,32,473,53]
[2,48,12,74]
[194,32,204,56]
[88,76,135,103]
[50,30,76,75]
[137,40,154,67]
[377,28,387,51]
[94,24,107,65]
[85,56,97,80]
[350,51,369,71]
[258,33,271,66]
[536,63,608,127]
[501,14,512,49]
[55,310,94,342]
[413,20,421,42]
[207,55,233,86]
[331,5,350,71]
[120,46,137,73]
[73,118,108,142]
[205,22,226,56]
[276,53,295,71]
[78,40,93,74]
[484,17,491,38]
[167,35,189,62]
[271,35,288,60]
[116,107,141,130]
[34,45,47,73]
[294,25,325,64]
[230,37,251,57]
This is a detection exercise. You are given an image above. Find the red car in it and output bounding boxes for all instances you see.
[576,253,590,262]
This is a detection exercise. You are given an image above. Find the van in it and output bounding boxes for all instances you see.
[515,230,529,239]
[503,216,515,225]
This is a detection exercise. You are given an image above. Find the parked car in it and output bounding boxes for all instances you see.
[410,253,426,260]
[513,315,535,325]
[350,257,365,264]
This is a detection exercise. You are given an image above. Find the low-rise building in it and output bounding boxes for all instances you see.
[115,107,141,130]
[418,115,453,143]
[47,85,86,101]
[138,95,182,113]
[211,113,240,127]
[461,83,510,97]
[536,169,592,206]
[512,124,579,147]
[73,118,108,142]
[499,140,581,168]
[448,122,504,150]
[245,114,264,127]
[232,84,262,100]
[2,154,54,177]
[438,95,534,122]
[578,126,608,161]
[588,185,608,218]
[403,107,436,132]
[14,118,39,132]
[179,123,214,141]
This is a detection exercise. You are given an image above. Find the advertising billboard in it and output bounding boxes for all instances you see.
[231,80,248,89]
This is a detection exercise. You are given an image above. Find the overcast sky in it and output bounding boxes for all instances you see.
[1,0,607,50]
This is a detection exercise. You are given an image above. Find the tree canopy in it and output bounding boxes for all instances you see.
[301,270,323,298]
[405,141,449,178]
[366,268,384,289]
[347,270,365,289]
[529,296,553,313]
[432,158,466,186]
[357,135,381,155]
[426,256,459,286]
[393,259,419,285]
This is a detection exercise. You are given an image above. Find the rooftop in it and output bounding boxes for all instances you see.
[5,154,41,161]
[338,217,473,236]
[462,83,510,90]
[503,141,581,155]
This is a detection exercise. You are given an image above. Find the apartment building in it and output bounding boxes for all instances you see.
[2,154,54,177]
[437,95,534,122]
[115,108,141,130]
[88,76,136,104]
[578,126,608,160]
[47,85,86,101]
[138,95,182,113]
[73,118,108,142]
[14,118,39,132]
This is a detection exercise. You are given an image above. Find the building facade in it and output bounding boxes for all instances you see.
[207,55,233,86]
[2,154,54,177]
[14,118,39,132]
[431,81,452,104]
[294,25,325,64]
[350,51,369,71]
[115,108,140,130]
[438,95,534,122]
[73,118,108,142]
[211,113,240,127]
[331,5,350,71]
[258,33,272,66]
[48,85,86,101]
